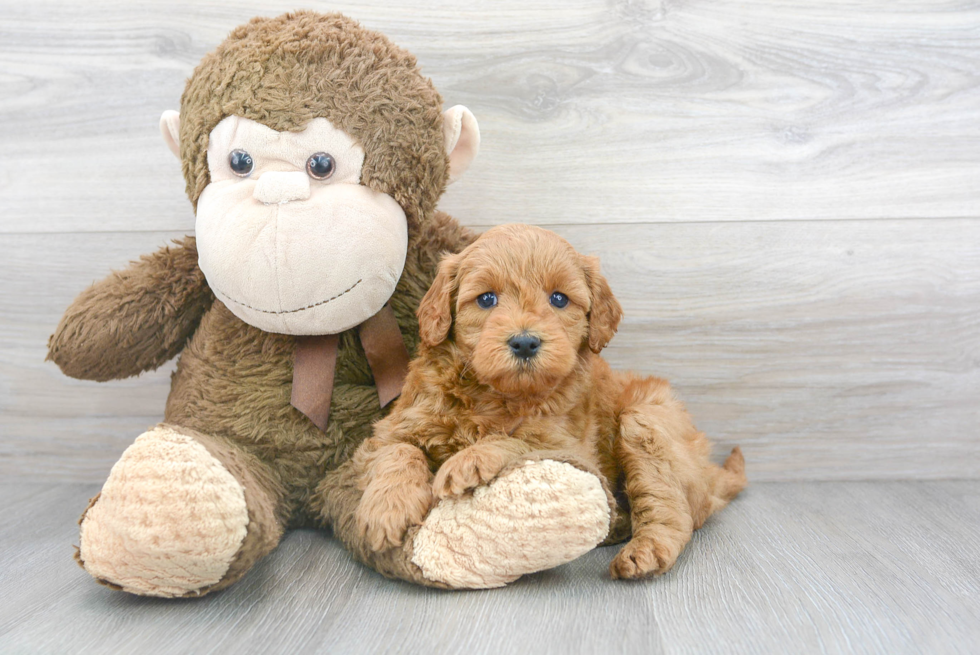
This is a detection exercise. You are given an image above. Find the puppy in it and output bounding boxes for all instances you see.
[353,224,746,579]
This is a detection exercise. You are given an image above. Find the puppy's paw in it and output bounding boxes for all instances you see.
[432,447,509,499]
[609,532,684,580]
[355,480,434,552]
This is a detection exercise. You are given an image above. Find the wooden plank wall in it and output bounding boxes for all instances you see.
[1,0,978,482]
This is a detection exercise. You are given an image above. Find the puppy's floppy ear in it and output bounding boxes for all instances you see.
[581,255,623,353]
[418,253,461,347]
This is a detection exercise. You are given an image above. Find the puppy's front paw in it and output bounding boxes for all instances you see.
[355,480,434,552]
[610,532,685,580]
[432,447,509,499]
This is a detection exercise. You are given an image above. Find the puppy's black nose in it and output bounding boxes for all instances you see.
[508,333,541,360]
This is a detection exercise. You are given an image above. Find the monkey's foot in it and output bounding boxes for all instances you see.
[410,459,610,588]
[77,426,249,597]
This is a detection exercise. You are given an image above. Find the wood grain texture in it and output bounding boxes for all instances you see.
[0,0,978,233]
[2,5,977,650]
[1,2,978,482]
[1,481,977,654]
[2,220,977,482]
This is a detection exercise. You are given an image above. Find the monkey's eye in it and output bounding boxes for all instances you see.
[228,149,254,177]
[476,292,497,309]
[306,152,335,180]
[550,292,569,308]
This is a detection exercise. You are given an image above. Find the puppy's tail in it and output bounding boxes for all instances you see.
[711,446,747,503]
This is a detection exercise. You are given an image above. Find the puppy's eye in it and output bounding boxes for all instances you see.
[550,291,569,308]
[306,152,335,180]
[476,292,497,309]
[229,149,254,177]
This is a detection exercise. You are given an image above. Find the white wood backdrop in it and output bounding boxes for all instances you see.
[1,0,978,482]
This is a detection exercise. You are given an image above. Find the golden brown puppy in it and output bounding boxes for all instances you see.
[353,224,746,579]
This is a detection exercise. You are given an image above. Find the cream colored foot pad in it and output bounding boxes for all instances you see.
[79,426,248,597]
[412,460,610,589]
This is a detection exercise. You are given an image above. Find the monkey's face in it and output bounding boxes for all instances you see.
[165,13,482,335]
[195,116,408,335]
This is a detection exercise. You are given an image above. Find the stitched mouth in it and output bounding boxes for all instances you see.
[213,278,362,315]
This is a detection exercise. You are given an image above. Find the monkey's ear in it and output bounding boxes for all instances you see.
[442,105,480,184]
[160,110,181,159]
[417,253,461,347]
[581,255,623,354]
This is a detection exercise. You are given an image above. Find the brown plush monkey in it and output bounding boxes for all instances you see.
[48,12,613,597]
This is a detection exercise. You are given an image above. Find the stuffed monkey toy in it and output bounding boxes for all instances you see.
[47,11,614,597]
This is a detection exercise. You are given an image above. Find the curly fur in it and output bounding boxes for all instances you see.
[353,224,747,578]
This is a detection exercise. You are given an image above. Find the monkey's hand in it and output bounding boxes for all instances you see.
[47,236,213,381]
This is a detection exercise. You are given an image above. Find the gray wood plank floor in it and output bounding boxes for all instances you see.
[1,481,977,654]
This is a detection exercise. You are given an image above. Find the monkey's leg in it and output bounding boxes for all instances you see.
[76,424,286,597]
[316,452,611,589]
[609,404,699,580]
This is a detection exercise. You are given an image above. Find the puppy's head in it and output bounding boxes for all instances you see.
[418,224,623,397]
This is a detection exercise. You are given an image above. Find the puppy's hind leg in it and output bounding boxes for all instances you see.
[609,401,698,580]
[701,446,747,521]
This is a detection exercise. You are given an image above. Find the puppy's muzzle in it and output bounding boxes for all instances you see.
[508,333,541,361]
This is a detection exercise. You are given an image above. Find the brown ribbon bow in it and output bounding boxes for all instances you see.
[290,304,410,432]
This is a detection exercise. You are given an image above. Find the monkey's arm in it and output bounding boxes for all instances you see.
[47,235,213,381]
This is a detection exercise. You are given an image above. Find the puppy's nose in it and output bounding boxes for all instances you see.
[252,171,311,204]
[508,333,541,360]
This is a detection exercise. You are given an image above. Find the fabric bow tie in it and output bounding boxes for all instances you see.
[290,303,410,431]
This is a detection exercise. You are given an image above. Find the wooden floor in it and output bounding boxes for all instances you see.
[1,481,977,654]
